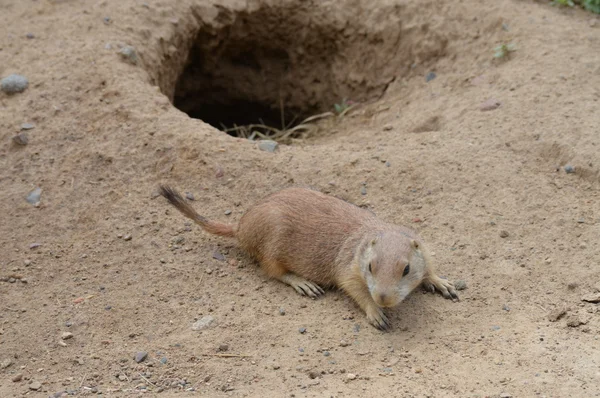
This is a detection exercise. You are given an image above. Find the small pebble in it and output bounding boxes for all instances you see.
[123,234,132,241]
[272,363,280,370]
[279,308,286,316]
[26,187,42,205]
[385,161,391,167]
[160,357,167,364]
[299,327,307,334]
[454,280,467,290]
[13,132,29,145]
[26,33,35,39]
[360,186,367,195]
[425,71,437,82]
[308,371,319,379]
[61,332,73,340]
[218,344,229,352]
[581,293,600,303]
[185,192,195,200]
[480,98,501,111]
[12,373,23,382]
[21,123,35,130]
[212,251,225,262]
[258,140,278,153]
[1,74,29,94]
[499,230,509,238]
[564,165,575,174]
[119,46,138,65]
[191,316,215,330]
[491,325,501,331]
[29,380,42,390]
[323,351,330,357]
[339,340,349,347]
[502,304,510,312]
[383,125,393,131]
[346,373,357,380]
[548,307,567,322]
[224,210,232,215]
[500,394,512,398]
[134,351,148,363]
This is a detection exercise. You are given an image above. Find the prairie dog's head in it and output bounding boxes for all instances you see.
[359,231,427,308]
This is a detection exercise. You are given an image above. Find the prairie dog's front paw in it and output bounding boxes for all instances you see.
[423,275,459,301]
[366,307,391,331]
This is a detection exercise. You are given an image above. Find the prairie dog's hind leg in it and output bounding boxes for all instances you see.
[277,273,325,298]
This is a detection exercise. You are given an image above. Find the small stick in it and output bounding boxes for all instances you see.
[201,353,251,358]
[80,373,87,388]
[139,373,157,387]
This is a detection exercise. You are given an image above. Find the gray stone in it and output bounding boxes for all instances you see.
[134,351,148,363]
[11,373,23,382]
[29,380,42,390]
[119,46,138,65]
[12,133,28,145]
[564,164,575,174]
[454,280,467,290]
[61,332,73,340]
[1,74,29,94]
[21,123,35,130]
[26,187,42,205]
[191,316,215,331]
[258,140,278,153]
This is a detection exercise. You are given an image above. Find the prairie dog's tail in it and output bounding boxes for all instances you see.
[159,185,236,238]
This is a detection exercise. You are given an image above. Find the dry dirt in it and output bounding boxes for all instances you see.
[1,0,600,397]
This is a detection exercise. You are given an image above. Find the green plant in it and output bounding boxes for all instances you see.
[494,43,516,59]
[553,0,575,6]
[334,98,354,115]
[582,0,600,13]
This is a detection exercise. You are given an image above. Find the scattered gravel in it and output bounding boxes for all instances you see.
[1,74,29,94]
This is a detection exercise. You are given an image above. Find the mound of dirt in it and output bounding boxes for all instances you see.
[1,0,599,396]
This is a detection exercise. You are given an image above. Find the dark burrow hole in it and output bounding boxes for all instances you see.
[168,3,449,141]
[173,23,316,141]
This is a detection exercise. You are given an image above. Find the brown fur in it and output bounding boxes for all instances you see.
[159,185,458,330]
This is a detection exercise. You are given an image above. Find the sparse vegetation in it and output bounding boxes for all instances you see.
[582,0,600,13]
[333,98,355,116]
[494,43,516,59]
[553,0,574,7]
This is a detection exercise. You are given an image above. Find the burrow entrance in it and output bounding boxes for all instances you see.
[169,1,449,141]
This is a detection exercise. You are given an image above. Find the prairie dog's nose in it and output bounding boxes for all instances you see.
[377,293,388,306]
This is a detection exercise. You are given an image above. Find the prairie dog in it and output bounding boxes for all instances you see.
[159,186,458,330]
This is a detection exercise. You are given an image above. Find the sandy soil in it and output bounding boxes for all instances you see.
[1,0,600,397]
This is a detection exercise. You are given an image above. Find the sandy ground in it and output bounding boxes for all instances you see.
[1,0,600,397]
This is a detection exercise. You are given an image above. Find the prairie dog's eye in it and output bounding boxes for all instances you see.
[403,264,410,276]
[368,262,372,273]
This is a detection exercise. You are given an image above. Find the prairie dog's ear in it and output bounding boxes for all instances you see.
[410,239,420,250]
